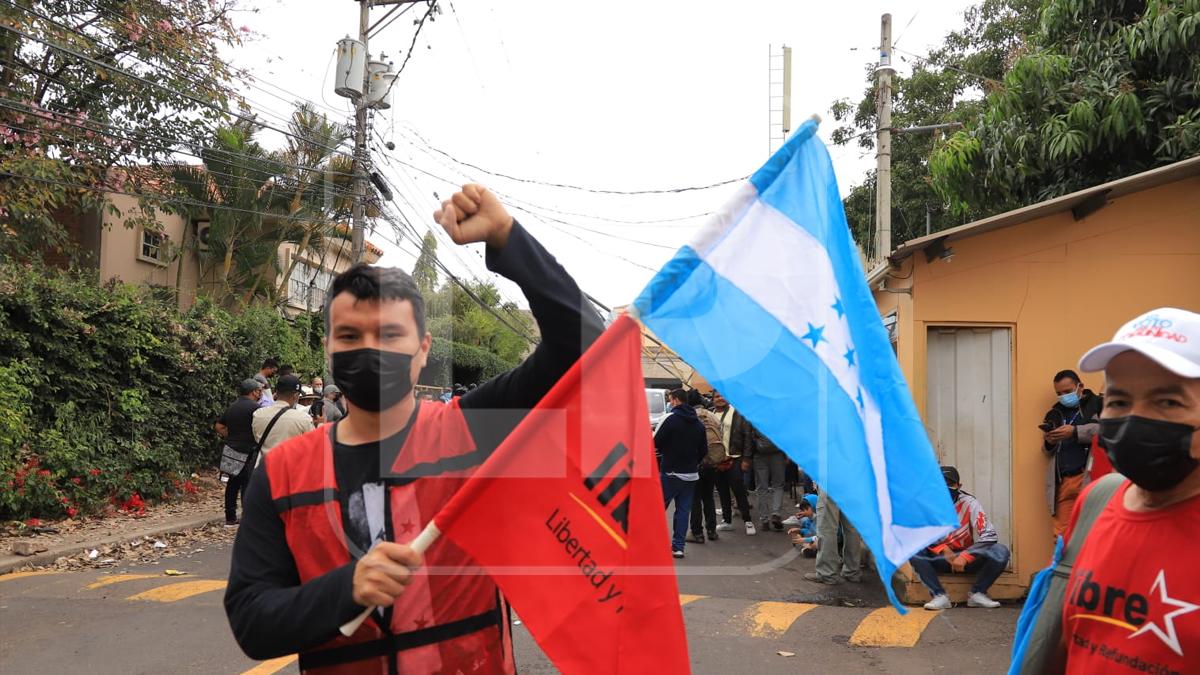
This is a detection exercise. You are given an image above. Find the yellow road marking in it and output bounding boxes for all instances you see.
[241,654,298,674]
[850,607,939,647]
[126,579,227,602]
[679,594,706,606]
[85,574,159,590]
[0,570,58,583]
[740,601,819,638]
[568,492,627,550]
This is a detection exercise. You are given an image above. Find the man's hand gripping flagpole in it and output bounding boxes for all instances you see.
[340,522,442,637]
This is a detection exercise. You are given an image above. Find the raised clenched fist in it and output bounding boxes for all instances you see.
[433,184,514,250]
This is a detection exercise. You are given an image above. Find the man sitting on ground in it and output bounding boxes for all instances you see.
[910,466,1010,610]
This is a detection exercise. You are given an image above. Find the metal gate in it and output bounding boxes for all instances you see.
[925,327,1013,546]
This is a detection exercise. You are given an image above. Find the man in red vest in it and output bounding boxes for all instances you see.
[224,184,604,673]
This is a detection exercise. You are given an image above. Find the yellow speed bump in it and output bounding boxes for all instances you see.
[85,574,159,590]
[0,570,58,583]
[127,579,227,602]
[849,606,939,647]
[740,601,818,638]
[241,654,298,675]
[678,594,706,607]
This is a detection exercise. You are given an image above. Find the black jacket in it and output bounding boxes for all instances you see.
[653,404,707,475]
[1042,389,1103,452]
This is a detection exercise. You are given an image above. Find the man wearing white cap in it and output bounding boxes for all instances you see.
[1050,307,1200,671]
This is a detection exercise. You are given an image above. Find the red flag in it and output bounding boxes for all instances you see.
[433,315,690,674]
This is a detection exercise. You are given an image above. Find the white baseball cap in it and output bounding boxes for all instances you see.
[1079,307,1200,378]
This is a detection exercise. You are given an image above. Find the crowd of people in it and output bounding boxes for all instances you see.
[653,385,1010,609]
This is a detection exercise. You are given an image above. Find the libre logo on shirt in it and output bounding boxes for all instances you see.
[1068,568,1200,657]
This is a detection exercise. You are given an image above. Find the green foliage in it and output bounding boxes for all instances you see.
[931,0,1200,215]
[0,263,323,520]
[831,0,1044,252]
[0,0,244,262]
[412,232,439,295]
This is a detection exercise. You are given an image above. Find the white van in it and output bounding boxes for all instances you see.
[645,388,669,429]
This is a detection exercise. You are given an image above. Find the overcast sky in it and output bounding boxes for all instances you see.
[233,0,979,308]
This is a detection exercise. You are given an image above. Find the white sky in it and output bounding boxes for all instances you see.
[233,0,979,308]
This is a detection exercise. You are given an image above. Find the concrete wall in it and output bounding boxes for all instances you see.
[874,176,1200,590]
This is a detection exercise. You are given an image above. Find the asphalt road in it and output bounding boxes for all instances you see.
[0,513,1021,674]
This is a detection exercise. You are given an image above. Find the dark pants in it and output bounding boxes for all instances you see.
[715,462,752,523]
[224,454,257,522]
[909,544,1011,596]
[661,474,697,552]
[689,466,719,536]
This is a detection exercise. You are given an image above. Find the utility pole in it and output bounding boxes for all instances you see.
[350,0,371,264]
[875,13,894,264]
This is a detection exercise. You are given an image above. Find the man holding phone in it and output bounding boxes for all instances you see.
[1041,369,1103,536]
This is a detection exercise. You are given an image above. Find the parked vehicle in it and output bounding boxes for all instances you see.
[646,388,669,430]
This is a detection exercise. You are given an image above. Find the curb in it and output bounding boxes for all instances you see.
[0,513,225,575]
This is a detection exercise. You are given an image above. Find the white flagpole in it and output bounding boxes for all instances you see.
[339,521,442,637]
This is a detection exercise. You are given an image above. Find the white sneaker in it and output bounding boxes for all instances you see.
[923,594,952,611]
[781,515,802,527]
[745,521,757,535]
[967,592,1000,608]
[714,507,723,516]
[715,522,734,532]
[672,550,685,559]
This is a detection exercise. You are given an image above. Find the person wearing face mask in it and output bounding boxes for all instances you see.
[906,466,1009,610]
[1027,307,1200,673]
[1041,370,1104,537]
[223,184,604,673]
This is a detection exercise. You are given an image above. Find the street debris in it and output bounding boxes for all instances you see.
[164,569,188,576]
[777,651,796,657]
[11,540,47,556]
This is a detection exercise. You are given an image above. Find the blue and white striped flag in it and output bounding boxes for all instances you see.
[633,118,956,610]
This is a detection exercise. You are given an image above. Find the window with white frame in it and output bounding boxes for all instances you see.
[289,261,333,309]
[139,229,167,264]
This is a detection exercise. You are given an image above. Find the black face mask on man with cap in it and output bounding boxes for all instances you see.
[330,348,416,413]
[1100,416,1199,492]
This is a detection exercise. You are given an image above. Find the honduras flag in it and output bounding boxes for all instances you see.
[633,118,956,611]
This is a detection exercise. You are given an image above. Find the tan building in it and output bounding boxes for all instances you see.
[68,193,382,314]
[869,156,1200,602]
[610,306,710,390]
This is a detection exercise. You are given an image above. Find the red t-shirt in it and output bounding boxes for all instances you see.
[1061,480,1200,673]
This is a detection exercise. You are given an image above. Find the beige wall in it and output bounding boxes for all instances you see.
[276,237,383,318]
[98,194,200,309]
[874,176,1200,587]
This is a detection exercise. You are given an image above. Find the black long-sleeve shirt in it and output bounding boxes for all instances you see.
[224,221,605,660]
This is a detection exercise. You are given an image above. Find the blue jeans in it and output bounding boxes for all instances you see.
[909,544,1011,596]
[661,474,697,552]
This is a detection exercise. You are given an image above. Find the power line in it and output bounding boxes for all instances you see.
[0,23,349,158]
[893,46,1003,88]
[368,1,419,38]
[395,127,749,195]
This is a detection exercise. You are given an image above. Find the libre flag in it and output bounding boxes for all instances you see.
[632,117,957,611]
[434,315,690,674]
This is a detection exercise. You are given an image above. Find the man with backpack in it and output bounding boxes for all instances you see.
[689,389,729,543]
[1013,308,1200,673]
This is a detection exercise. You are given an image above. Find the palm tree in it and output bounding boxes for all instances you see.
[171,117,287,306]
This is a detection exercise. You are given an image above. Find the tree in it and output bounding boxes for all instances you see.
[0,0,244,262]
[830,0,1043,253]
[412,230,439,295]
[930,0,1200,216]
[170,118,287,305]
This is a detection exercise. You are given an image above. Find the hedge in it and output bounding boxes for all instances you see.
[0,264,324,520]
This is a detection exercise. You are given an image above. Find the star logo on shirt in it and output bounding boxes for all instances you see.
[1129,570,1200,657]
[399,519,416,535]
[414,615,430,629]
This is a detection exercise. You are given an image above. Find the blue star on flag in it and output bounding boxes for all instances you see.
[844,346,856,367]
[832,297,845,319]
[802,323,827,349]
[856,387,865,409]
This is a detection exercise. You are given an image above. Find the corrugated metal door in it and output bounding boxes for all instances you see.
[925,327,1013,546]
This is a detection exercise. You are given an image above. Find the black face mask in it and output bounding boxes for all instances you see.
[1100,415,1198,492]
[330,348,415,413]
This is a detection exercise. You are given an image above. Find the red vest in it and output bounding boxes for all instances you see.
[264,401,515,674]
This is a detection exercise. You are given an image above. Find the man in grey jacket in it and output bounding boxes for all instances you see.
[1041,369,1103,537]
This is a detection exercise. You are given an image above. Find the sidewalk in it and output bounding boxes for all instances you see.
[1,475,226,575]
